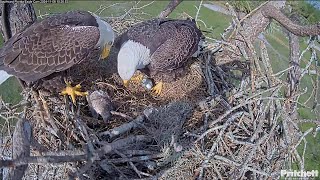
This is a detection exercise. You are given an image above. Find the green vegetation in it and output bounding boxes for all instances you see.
[287,1,320,24]
[0,77,22,105]
[296,122,320,173]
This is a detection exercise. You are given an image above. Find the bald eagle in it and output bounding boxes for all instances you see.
[116,18,203,95]
[0,10,115,103]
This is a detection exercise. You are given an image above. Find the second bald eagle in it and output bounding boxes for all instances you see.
[117,18,203,95]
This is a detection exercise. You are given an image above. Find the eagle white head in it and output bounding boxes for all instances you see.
[91,13,115,59]
[117,40,151,86]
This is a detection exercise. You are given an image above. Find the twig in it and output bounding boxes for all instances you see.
[99,115,144,139]
[108,153,163,164]
[97,135,152,156]
[194,0,203,22]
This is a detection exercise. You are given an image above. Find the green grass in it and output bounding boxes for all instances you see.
[0,77,22,105]
[297,123,320,173]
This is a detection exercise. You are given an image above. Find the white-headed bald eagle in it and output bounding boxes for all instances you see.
[0,10,115,103]
[116,18,203,95]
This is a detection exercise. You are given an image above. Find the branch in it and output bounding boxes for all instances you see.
[99,115,144,140]
[158,0,183,18]
[262,4,320,36]
[0,154,88,167]
[9,118,32,180]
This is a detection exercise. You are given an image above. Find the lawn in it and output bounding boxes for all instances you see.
[0,0,319,174]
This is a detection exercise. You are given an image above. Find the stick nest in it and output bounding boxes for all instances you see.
[1,8,315,180]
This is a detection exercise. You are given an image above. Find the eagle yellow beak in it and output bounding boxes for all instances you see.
[123,80,129,87]
[101,44,111,59]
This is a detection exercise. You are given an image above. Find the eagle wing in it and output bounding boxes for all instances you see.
[149,22,202,71]
[0,11,100,83]
[125,19,177,54]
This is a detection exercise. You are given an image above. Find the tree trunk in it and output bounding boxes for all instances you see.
[0,3,36,41]
[0,3,37,88]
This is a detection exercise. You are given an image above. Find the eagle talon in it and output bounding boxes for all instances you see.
[131,74,144,83]
[151,82,163,96]
[60,82,88,104]
[123,74,145,87]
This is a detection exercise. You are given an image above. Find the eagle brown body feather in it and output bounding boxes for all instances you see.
[118,18,203,82]
[0,10,101,91]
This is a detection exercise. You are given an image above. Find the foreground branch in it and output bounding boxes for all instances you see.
[0,154,88,167]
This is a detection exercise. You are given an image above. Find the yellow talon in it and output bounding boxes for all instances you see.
[60,81,88,104]
[151,81,163,96]
[131,74,144,83]
[123,74,144,87]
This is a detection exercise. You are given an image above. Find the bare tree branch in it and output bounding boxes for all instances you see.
[262,5,320,36]
[158,0,183,18]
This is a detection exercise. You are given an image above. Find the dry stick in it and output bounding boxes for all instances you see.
[197,111,244,180]
[297,119,320,125]
[115,150,141,178]
[99,115,144,139]
[241,32,263,92]
[114,149,153,178]
[238,109,279,179]
[260,40,276,86]
[31,90,58,138]
[213,155,269,176]
[108,153,163,164]
[95,3,122,15]
[110,110,134,120]
[212,162,223,180]
[38,91,60,137]
[1,135,151,168]
[198,89,283,178]
[197,94,282,141]
[194,0,203,22]
[118,1,155,20]
[227,1,269,41]
[97,135,151,157]
[304,77,316,105]
[290,127,313,154]
[0,154,88,167]
[158,0,183,18]
[203,53,219,96]
[9,118,32,180]
[300,48,317,79]
[74,115,98,162]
